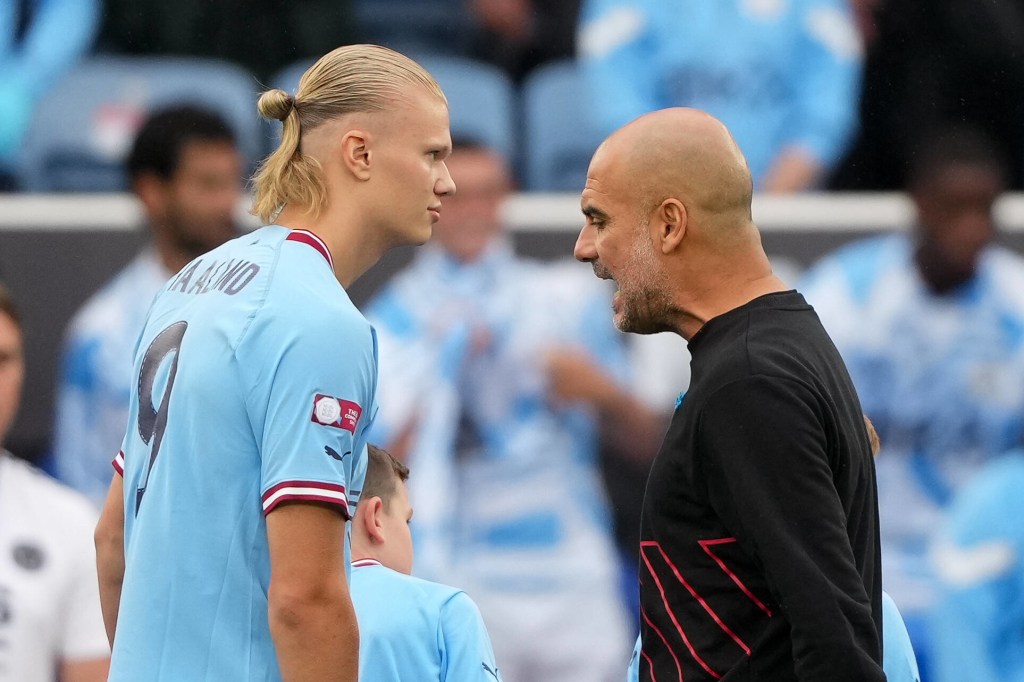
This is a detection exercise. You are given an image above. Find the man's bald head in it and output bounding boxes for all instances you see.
[592,108,754,227]
[576,108,785,340]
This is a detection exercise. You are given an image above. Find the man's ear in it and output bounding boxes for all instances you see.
[133,173,169,220]
[656,198,687,254]
[359,496,386,544]
[340,130,372,181]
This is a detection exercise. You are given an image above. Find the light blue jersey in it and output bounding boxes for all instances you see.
[800,234,1024,616]
[109,226,376,681]
[626,591,919,682]
[351,559,502,681]
[931,453,1024,682]
[578,0,862,184]
[54,249,170,505]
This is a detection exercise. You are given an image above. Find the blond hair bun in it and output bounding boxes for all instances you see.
[257,89,295,122]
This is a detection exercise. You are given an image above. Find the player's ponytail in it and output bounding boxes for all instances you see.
[250,44,446,224]
[251,88,326,223]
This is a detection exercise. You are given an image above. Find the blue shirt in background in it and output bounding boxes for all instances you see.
[0,0,100,167]
[578,0,862,185]
[931,453,1024,682]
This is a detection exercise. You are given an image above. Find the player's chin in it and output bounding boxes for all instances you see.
[410,223,433,246]
[395,222,433,247]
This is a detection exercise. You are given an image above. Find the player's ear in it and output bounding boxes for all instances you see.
[657,198,687,254]
[340,130,372,181]
[360,497,386,544]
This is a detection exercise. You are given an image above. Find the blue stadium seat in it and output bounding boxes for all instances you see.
[18,56,262,192]
[521,59,605,192]
[269,55,516,163]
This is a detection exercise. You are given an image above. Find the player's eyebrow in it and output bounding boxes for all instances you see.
[582,204,609,221]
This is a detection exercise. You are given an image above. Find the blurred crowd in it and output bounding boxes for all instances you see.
[3,1,1024,681]
[3,0,1024,192]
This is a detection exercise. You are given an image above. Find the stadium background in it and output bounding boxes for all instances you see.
[3,2,1023,679]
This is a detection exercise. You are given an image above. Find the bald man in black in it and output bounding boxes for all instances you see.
[575,109,885,682]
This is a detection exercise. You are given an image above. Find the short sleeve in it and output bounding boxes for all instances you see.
[240,298,377,519]
[438,592,503,681]
[59,503,110,660]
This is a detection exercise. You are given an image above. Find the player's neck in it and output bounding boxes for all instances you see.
[275,204,383,288]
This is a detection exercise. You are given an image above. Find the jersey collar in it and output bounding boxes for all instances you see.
[351,558,383,568]
[285,229,334,271]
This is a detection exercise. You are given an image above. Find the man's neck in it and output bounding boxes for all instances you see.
[150,227,190,275]
[914,243,975,295]
[671,271,789,341]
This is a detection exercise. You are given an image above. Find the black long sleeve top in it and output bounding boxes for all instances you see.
[638,290,885,681]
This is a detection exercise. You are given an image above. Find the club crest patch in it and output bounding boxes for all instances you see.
[311,394,362,433]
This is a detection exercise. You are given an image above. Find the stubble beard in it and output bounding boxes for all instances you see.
[616,233,672,335]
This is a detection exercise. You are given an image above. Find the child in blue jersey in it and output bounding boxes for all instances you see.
[351,445,502,682]
[93,45,456,682]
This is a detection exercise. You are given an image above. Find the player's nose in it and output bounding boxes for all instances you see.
[436,162,456,197]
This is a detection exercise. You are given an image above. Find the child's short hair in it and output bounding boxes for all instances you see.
[362,444,410,509]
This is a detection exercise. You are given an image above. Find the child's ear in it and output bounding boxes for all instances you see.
[361,497,386,543]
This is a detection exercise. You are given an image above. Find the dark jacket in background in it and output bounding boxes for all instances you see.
[98,0,358,81]
[831,0,1024,190]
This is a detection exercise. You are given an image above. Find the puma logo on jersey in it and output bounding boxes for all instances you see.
[324,446,351,462]
[482,662,500,680]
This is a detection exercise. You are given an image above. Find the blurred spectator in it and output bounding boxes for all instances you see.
[800,125,1024,673]
[467,0,581,82]
[0,283,109,682]
[831,0,1024,190]
[52,106,243,505]
[0,0,100,190]
[930,451,1024,682]
[577,0,862,192]
[98,0,357,80]
[366,139,661,682]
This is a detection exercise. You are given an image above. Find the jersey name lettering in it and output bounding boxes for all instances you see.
[168,258,261,297]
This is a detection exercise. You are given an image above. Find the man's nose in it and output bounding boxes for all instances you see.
[574,224,596,262]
